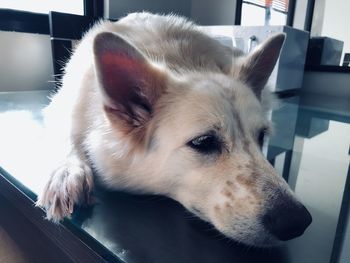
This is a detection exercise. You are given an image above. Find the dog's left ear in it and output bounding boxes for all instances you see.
[233,33,285,98]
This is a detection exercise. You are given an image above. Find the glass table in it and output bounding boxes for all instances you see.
[0,90,349,263]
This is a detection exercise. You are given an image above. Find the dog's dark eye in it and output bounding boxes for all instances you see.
[187,134,221,154]
[258,128,268,148]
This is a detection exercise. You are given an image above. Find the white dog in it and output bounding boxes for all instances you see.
[37,12,311,246]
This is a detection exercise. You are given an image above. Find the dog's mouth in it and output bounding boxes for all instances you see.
[210,208,312,247]
[186,193,312,247]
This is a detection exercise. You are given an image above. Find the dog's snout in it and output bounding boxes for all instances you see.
[262,200,312,241]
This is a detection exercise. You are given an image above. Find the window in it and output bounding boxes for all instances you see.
[0,0,84,15]
[241,0,290,26]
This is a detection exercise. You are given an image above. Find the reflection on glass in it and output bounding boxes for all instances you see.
[287,120,350,263]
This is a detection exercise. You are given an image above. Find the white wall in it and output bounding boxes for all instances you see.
[293,0,308,30]
[322,0,350,59]
[311,0,326,36]
[311,0,350,61]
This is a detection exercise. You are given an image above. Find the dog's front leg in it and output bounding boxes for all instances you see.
[36,149,94,222]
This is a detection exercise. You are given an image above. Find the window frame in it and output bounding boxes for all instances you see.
[0,0,103,35]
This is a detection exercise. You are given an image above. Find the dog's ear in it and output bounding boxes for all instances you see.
[233,33,285,98]
[93,32,166,129]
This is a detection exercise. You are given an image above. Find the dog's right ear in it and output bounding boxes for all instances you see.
[93,32,166,130]
[233,33,285,99]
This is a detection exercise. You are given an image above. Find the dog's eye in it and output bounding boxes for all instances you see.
[258,128,268,148]
[187,134,221,154]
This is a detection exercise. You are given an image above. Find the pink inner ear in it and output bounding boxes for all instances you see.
[98,52,147,106]
[100,53,142,84]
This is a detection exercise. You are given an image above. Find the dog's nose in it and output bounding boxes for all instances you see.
[262,201,312,241]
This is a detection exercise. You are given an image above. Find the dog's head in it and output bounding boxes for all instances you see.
[92,32,312,246]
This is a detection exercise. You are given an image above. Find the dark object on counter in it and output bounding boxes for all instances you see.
[343,53,350,67]
[306,37,344,66]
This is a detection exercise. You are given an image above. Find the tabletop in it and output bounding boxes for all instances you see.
[0,90,349,263]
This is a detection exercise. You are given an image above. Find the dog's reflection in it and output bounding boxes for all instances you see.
[72,185,289,263]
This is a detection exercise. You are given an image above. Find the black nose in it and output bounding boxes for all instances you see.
[262,200,312,241]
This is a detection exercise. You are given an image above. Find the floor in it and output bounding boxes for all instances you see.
[0,226,28,263]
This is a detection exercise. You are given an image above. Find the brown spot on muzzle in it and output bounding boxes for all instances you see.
[214,205,221,214]
[226,180,238,191]
[221,189,232,197]
[245,163,253,170]
[236,174,254,188]
[221,188,235,201]
[226,180,233,186]
[235,171,262,207]
[225,202,232,208]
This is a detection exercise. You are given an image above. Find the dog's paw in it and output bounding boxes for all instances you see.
[36,160,94,222]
